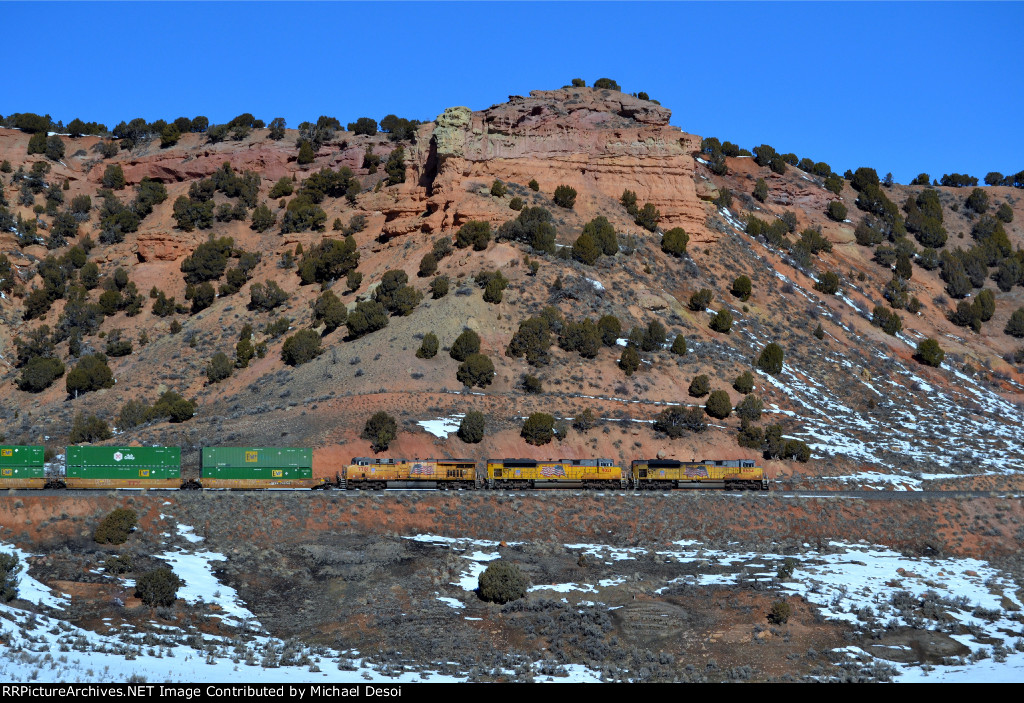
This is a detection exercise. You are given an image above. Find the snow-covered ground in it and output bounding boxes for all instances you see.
[408,533,1024,682]
[417,415,464,438]
[0,532,465,683]
[3,521,1022,683]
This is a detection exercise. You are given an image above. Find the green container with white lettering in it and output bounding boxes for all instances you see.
[0,446,46,488]
[201,447,322,488]
[65,446,181,488]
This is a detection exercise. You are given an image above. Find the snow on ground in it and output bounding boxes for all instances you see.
[0,537,461,683]
[408,534,1024,681]
[176,524,204,543]
[157,545,258,629]
[417,414,464,438]
[713,208,1024,482]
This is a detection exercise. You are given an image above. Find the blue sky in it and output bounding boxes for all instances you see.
[2,2,1021,183]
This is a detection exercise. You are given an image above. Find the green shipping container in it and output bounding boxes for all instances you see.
[0,446,45,480]
[65,446,181,480]
[202,447,313,480]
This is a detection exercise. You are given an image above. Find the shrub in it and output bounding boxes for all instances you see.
[478,561,528,603]
[280,195,327,233]
[768,601,791,625]
[522,413,556,445]
[620,189,638,216]
[709,308,733,333]
[147,391,196,423]
[619,346,640,376]
[528,178,540,192]
[458,411,485,443]
[236,339,254,368]
[670,334,688,356]
[522,374,543,393]
[509,196,524,211]
[430,275,449,299]
[735,394,763,423]
[347,117,377,136]
[757,343,784,375]
[0,553,20,603]
[753,178,768,202]
[635,203,661,231]
[188,282,215,314]
[1005,308,1024,338]
[362,412,397,452]
[654,406,706,437]
[206,352,233,383]
[269,177,294,199]
[490,180,507,197]
[312,290,347,332]
[507,315,556,366]
[688,289,713,311]
[94,508,137,545]
[483,275,507,304]
[965,188,989,213]
[915,338,945,367]
[45,135,65,161]
[180,236,233,284]
[559,319,601,358]
[385,146,406,185]
[297,140,315,165]
[135,568,183,607]
[250,203,275,232]
[641,320,666,352]
[455,220,491,251]
[734,371,754,394]
[104,555,132,575]
[68,410,112,442]
[457,353,495,388]
[281,329,322,366]
[572,231,601,265]
[704,391,732,419]
[553,185,577,209]
[731,275,752,301]
[249,281,289,311]
[996,202,1014,223]
[869,305,902,335]
[418,252,438,277]
[66,354,114,396]
[688,375,710,398]
[596,315,621,347]
[661,227,689,257]
[450,329,481,361]
[298,236,359,285]
[593,77,621,91]
[346,301,389,338]
[826,200,847,221]
[814,271,840,295]
[102,164,126,190]
[17,355,65,392]
[414,333,441,361]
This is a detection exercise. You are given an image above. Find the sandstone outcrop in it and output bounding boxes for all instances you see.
[402,87,710,240]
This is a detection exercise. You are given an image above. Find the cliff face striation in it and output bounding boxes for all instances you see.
[382,87,708,240]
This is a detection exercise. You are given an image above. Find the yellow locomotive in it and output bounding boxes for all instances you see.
[631,458,768,490]
[344,457,478,490]
[485,458,628,489]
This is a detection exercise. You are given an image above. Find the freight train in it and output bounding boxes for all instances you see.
[1,445,770,491]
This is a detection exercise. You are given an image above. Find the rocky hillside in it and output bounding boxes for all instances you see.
[1,85,1022,488]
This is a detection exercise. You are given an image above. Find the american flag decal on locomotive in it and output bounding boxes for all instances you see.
[540,464,566,477]
[411,462,435,476]
[684,466,710,478]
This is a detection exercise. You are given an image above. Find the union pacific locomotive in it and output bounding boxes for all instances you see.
[0,445,769,491]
